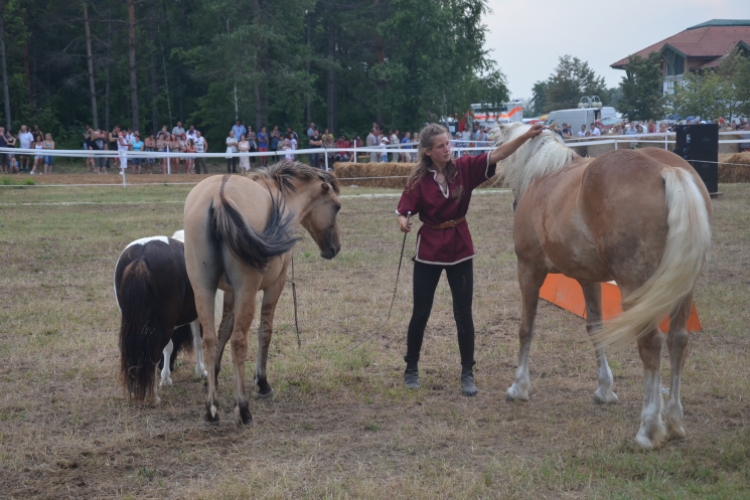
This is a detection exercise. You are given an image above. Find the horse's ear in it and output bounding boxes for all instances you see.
[321,182,330,193]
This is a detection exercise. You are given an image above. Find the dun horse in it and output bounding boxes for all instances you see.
[184,160,341,424]
[495,124,711,450]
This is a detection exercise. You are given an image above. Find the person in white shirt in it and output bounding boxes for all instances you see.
[186,126,197,142]
[225,130,238,173]
[172,121,185,136]
[590,123,601,137]
[17,125,34,172]
[193,131,208,174]
[577,124,588,138]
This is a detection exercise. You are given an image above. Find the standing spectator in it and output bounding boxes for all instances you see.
[30,134,44,174]
[157,132,167,174]
[117,130,130,173]
[257,126,269,167]
[169,134,181,173]
[193,130,208,174]
[179,133,189,173]
[379,133,389,162]
[172,121,185,136]
[90,130,108,174]
[323,128,334,143]
[658,122,669,134]
[238,134,251,173]
[108,127,120,169]
[17,125,34,172]
[0,126,15,173]
[158,125,169,140]
[185,138,196,173]
[309,128,322,168]
[647,119,657,134]
[577,124,587,138]
[32,125,43,141]
[232,120,246,142]
[270,126,281,153]
[390,129,400,162]
[334,135,351,162]
[186,125,197,143]
[131,132,144,174]
[561,123,571,138]
[144,134,156,174]
[307,122,316,145]
[281,137,292,160]
[625,122,639,136]
[287,132,298,158]
[43,133,55,175]
[286,126,299,142]
[590,122,601,137]
[8,156,18,173]
[739,123,750,152]
[225,130,238,173]
[400,132,412,162]
[324,134,336,169]
[366,127,378,162]
[246,126,257,169]
[83,125,95,172]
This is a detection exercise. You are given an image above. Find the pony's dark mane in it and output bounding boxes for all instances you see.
[249,159,340,195]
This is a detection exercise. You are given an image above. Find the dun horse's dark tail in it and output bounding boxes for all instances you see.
[118,259,161,402]
[212,184,300,269]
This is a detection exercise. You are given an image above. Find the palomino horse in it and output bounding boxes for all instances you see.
[494,124,711,450]
[184,160,341,424]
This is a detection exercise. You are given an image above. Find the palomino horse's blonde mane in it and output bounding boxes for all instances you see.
[493,123,580,197]
[249,160,340,196]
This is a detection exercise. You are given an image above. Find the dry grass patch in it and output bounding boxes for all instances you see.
[0,183,748,498]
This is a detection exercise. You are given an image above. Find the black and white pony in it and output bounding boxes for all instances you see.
[114,231,222,404]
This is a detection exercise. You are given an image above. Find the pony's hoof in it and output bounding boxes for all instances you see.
[159,376,173,387]
[195,367,208,379]
[667,421,687,441]
[506,385,530,402]
[635,424,667,450]
[255,378,273,398]
[593,389,619,404]
[255,387,274,399]
[205,402,220,424]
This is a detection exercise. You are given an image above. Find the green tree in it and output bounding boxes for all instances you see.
[529,80,548,116]
[618,53,664,120]
[541,55,607,112]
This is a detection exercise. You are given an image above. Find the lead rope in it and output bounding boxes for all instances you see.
[290,254,301,348]
[348,212,411,351]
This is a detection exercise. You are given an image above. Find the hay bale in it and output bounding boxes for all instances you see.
[719,152,750,183]
[334,161,502,189]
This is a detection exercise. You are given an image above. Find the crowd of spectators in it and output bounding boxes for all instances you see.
[0,124,56,175]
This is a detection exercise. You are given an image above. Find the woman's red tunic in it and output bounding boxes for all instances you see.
[396,153,497,265]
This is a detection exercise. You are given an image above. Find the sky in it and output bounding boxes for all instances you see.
[483,0,750,101]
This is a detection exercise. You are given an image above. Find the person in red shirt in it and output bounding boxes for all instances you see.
[396,122,543,396]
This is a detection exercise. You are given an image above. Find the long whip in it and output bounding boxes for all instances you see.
[348,212,412,351]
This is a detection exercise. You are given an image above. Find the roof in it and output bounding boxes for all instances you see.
[611,20,750,69]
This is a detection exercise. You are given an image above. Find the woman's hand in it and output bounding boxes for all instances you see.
[523,123,544,139]
[398,214,412,233]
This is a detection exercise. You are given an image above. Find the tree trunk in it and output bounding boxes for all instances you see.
[83,1,99,129]
[127,0,139,131]
[326,15,336,135]
[305,11,312,127]
[251,0,262,131]
[0,4,12,130]
[149,0,159,134]
[105,8,113,131]
[23,43,31,107]
[374,0,385,126]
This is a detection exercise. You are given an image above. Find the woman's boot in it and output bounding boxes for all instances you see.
[404,362,419,389]
[461,364,477,396]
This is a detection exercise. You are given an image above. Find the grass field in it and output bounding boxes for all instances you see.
[0,178,749,499]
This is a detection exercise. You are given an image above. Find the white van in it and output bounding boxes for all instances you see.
[545,107,617,135]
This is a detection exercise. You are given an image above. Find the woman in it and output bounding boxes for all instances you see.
[225,130,238,173]
[396,122,543,396]
[144,134,156,174]
[309,129,323,168]
[168,134,180,173]
[157,133,167,174]
[117,130,130,172]
[257,126,269,167]
[179,133,188,173]
[43,133,55,175]
[270,125,281,153]
[246,126,257,169]
[185,138,196,173]
[131,132,144,174]
[237,134,250,173]
[30,134,44,174]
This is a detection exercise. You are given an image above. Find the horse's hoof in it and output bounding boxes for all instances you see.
[667,421,687,441]
[159,376,172,387]
[635,424,667,450]
[237,402,252,425]
[255,387,274,399]
[205,402,220,424]
[593,389,619,404]
[506,385,530,402]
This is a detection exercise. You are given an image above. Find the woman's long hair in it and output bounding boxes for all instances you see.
[405,123,457,192]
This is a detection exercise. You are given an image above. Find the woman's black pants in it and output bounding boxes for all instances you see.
[404,259,474,366]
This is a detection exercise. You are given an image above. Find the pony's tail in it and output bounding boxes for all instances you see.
[212,190,300,270]
[118,259,161,402]
[593,167,711,348]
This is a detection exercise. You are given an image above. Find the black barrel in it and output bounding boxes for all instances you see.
[674,124,719,194]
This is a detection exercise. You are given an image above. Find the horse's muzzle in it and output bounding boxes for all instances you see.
[320,244,340,260]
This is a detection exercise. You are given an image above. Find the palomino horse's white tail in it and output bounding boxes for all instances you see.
[593,167,711,348]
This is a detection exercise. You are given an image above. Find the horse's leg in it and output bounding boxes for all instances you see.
[665,292,692,441]
[214,290,235,382]
[227,284,258,425]
[160,340,174,387]
[190,321,207,379]
[150,365,161,406]
[635,324,667,450]
[254,271,288,398]
[507,260,547,401]
[579,282,618,404]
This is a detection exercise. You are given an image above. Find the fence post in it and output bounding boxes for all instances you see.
[167,150,171,175]
[324,147,329,171]
[353,139,357,163]
[120,150,127,187]
[614,139,618,150]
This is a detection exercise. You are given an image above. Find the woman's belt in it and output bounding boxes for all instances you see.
[423,217,466,230]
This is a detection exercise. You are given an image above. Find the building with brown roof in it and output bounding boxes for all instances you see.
[611,19,750,94]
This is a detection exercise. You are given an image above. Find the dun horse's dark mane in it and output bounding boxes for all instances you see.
[249,160,340,195]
